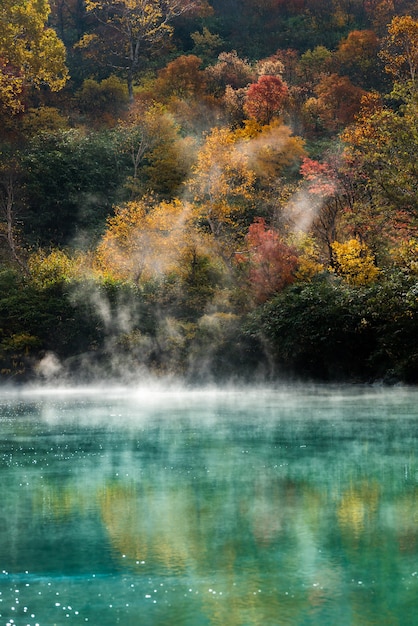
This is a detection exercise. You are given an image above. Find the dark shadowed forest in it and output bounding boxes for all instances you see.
[1,0,418,384]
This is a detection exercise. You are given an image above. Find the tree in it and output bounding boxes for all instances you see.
[153,55,207,100]
[380,15,418,92]
[190,27,224,64]
[298,45,333,85]
[117,103,194,198]
[0,0,68,115]
[188,126,256,256]
[331,238,379,286]
[342,92,418,229]
[76,75,129,125]
[94,197,208,286]
[205,51,255,96]
[82,0,210,101]
[21,129,130,246]
[244,75,289,125]
[236,119,305,184]
[313,73,366,130]
[0,150,28,273]
[239,217,299,303]
[297,153,359,265]
[335,30,381,88]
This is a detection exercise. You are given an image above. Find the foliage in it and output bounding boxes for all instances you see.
[81,0,210,99]
[2,0,418,383]
[0,0,68,114]
[76,75,129,124]
[313,74,367,130]
[380,15,418,91]
[247,274,375,380]
[94,197,203,284]
[244,75,289,125]
[335,30,381,88]
[116,103,195,199]
[189,126,256,248]
[21,128,131,246]
[204,51,255,95]
[331,238,380,286]
[28,248,86,289]
[153,55,206,100]
[238,217,299,303]
[191,27,224,63]
[342,91,418,226]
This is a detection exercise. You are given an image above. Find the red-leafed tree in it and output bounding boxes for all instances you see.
[240,217,298,303]
[313,73,367,130]
[244,75,288,124]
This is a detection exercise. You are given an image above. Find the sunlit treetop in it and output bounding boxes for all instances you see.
[0,0,68,114]
[380,15,418,91]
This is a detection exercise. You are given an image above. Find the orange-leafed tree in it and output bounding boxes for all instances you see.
[153,55,207,100]
[335,30,381,87]
[313,73,367,130]
[244,75,289,125]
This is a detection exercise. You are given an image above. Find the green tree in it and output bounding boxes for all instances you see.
[21,129,130,246]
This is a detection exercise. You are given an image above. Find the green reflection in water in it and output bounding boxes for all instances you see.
[0,386,417,625]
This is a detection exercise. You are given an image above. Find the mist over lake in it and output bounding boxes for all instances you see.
[1,384,418,625]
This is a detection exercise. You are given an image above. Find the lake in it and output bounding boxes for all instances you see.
[0,384,418,625]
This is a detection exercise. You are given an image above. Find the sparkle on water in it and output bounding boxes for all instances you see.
[0,383,418,625]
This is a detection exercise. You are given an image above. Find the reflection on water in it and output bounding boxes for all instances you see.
[0,385,418,625]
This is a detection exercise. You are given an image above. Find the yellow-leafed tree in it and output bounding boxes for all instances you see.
[188,126,256,258]
[94,197,205,284]
[0,0,68,114]
[331,239,379,286]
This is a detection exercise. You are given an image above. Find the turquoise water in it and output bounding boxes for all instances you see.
[0,385,418,625]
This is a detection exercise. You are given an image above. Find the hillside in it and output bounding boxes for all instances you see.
[1,0,418,384]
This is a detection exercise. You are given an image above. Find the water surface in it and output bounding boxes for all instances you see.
[0,384,418,625]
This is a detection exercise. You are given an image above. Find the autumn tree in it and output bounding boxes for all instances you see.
[312,74,367,131]
[331,239,379,286]
[188,126,256,259]
[153,55,207,100]
[236,119,305,186]
[81,0,210,101]
[335,30,381,88]
[296,154,359,264]
[342,92,418,230]
[94,197,204,284]
[380,15,418,93]
[239,217,299,303]
[244,75,289,125]
[0,0,68,115]
[205,51,255,96]
[117,103,195,198]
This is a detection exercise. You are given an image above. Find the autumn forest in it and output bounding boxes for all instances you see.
[1,0,418,384]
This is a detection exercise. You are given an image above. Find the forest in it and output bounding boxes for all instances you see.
[1,0,418,385]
